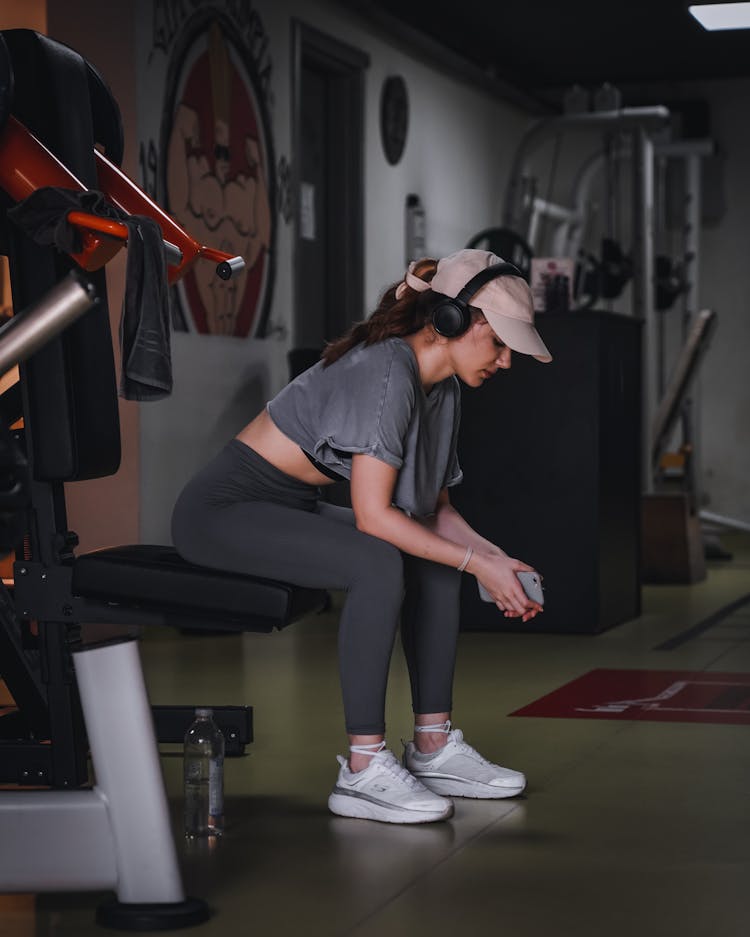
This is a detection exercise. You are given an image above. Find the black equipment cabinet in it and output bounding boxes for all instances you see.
[453,310,642,634]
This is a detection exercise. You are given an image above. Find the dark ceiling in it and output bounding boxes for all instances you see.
[361,0,750,107]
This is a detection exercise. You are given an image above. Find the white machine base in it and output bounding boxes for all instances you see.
[0,636,209,930]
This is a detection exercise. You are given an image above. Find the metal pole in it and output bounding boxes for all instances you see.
[632,127,656,493]
[0,272,97,377]
[682,152,703,508]
[699,510,750,533]
[653,139,713,509]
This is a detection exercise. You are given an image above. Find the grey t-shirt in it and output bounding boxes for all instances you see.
[267,337,463,517]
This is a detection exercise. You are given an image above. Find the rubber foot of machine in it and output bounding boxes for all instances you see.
[96,897,210,931]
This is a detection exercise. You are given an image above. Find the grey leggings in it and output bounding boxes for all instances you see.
[171,439,462,735]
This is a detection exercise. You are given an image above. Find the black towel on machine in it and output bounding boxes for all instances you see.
[7,186,172,401]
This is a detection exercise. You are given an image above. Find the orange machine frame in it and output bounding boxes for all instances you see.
[0,114,244,284]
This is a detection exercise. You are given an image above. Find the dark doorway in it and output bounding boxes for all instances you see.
[292,22,368,354]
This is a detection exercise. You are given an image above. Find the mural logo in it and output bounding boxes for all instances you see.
[152,5,275,337]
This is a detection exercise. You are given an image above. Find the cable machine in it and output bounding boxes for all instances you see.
[467,90,723,585]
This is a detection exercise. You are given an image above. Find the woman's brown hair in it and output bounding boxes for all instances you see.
[321,258,438,366]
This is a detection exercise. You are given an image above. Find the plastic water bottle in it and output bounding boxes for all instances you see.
[183,708,225,837]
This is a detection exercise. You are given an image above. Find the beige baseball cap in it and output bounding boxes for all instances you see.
[431,249,552,363]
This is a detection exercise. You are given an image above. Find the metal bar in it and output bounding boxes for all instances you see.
[66,215,184,270]
[0,273,96,378]
[699,510,750,534]
[651,309,717,469]
[214,255,246,280]
[681,152,704,506]
[632,126,657,492]
[163,239,183,266]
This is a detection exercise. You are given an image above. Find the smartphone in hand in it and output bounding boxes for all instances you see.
[517,571,544,606]
[478,570,545,605]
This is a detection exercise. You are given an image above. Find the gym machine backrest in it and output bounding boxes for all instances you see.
[0,29,327,791]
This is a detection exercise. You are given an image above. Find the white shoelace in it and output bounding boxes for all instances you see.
[413,720,452,734]
[349,744,424,789]
[375,750,425,789]
[349,741,387,757]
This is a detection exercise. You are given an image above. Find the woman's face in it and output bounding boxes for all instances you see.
[448,317,512,387]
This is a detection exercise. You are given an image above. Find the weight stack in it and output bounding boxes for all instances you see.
[453,310,642,634]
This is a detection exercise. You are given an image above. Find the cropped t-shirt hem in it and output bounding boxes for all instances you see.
[267,408,406,476]
[265,338,461,517]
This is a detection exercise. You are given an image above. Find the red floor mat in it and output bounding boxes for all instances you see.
[510,669,750,724]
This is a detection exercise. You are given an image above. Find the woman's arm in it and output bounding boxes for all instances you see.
[420,488,505,556]
[351,455,541,620]
[423,489,542,620]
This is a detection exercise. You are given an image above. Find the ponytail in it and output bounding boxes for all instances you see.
[322,258,438,366]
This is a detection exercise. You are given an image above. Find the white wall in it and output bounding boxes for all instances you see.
[135,0,531,542]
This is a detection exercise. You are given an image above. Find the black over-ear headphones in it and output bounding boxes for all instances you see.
[430,262,523,338]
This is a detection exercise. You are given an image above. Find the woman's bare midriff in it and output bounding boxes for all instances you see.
[235,409,335,486]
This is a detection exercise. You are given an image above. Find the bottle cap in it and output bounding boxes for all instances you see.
[195,707,213,717]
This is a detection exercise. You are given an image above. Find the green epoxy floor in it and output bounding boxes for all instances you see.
[3,534,750,936]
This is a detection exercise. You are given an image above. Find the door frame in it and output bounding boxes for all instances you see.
[291,20,369,347]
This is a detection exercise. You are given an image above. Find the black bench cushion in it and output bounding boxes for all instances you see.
[72,545,327,633]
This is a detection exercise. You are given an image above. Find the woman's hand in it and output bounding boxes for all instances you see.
[349,462,543,623]
[468,552,543,623]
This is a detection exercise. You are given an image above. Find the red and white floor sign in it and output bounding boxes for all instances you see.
[510,669,750,725]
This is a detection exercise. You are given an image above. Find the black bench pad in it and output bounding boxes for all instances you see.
[72,545,328,633]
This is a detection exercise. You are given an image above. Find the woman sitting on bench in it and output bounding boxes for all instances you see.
[172,248,551,825]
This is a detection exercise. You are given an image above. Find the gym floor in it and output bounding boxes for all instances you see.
[2,532,749,936]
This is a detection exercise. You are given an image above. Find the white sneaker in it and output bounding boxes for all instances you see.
[328,749,454,824]
[404,728,526,799]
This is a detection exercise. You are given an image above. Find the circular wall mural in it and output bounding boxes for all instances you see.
[160,13,276,337]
